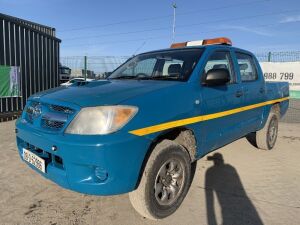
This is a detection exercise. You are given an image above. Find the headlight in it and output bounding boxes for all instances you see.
[65,105,138,135]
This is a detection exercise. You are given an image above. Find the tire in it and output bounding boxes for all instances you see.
[246,107,279,150]
[129,139,192,220]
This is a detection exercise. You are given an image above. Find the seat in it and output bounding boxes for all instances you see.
[168,64,182,76]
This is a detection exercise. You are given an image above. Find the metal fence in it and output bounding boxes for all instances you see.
[60,56,129,78]
[255,51,300,62]
[0,13,60,122]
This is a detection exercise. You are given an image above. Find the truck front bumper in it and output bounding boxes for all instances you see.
[16,119,151,195]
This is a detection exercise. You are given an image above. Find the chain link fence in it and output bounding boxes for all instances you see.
[255,51,300,62]
[60,51,300,123]
[60,56,129,78]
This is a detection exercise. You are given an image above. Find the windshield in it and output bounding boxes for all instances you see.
[108,49,203,81]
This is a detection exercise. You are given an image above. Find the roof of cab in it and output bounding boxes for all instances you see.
[137,44,254,57]
[138,37,256,56]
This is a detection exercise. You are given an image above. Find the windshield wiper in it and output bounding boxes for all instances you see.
[140,75,179,80]
[110,75,181,81]
[109,75,137,80]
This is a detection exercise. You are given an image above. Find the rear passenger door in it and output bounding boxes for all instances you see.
[234,52,265,132]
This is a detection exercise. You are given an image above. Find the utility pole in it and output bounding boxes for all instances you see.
[84,56,87,81]
[172,3,177,44]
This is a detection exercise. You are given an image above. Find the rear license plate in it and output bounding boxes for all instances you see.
[23,148,46,173]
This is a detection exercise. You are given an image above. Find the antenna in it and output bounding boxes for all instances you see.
[172,3,177,44]
[132,41,146,56]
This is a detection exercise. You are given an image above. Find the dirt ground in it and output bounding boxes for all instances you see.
[0,120,299,225]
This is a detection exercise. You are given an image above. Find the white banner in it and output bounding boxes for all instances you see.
[260,62,300,91]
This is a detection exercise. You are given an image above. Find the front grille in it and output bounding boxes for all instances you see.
[49,104,74,114]
[20,140,64,169]
[24,101,76,132]
[26,142,52,166]
[41,117,65,130]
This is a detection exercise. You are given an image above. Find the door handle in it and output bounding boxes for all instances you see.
[260,88,265,94]
[235,90,243,97]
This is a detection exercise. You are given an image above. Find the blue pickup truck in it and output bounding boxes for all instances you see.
[16,37,289,219]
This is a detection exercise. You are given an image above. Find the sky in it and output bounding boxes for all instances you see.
[1,0,300,57]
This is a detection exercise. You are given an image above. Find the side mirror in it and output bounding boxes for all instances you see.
[203,68,230,86]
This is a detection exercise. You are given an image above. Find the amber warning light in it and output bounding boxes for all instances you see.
[170,37,232,48]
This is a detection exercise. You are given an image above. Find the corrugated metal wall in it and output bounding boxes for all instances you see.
[0,13,60,121]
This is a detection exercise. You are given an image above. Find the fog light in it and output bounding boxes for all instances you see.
[95,167,108,181]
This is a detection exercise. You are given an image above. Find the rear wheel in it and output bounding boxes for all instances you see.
[129,140,192,220]
[246,107,279,150]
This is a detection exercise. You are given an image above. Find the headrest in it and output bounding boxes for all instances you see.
[212,64,227,69]
[168,64,182,76]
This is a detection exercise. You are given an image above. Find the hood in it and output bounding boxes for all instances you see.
[31,80,182,107]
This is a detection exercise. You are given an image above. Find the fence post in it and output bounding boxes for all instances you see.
[268,52,272,62]
[84,56,87,80]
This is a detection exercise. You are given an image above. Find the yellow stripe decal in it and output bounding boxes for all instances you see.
[129,97,289,136]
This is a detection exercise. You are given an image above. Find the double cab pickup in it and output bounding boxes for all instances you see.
[16,37,289,219]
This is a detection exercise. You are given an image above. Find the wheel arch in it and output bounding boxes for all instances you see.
[134,127,197,189]
[261,103,281,128]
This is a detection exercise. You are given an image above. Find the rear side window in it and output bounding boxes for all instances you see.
[235,52,258,82]
[204,51,235,83]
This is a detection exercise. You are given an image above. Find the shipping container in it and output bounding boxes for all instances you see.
[0,13,61,121]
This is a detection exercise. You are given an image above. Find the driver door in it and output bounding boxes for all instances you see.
[199,50,245,153]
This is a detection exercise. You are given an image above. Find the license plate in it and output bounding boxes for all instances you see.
[23,148,46,173]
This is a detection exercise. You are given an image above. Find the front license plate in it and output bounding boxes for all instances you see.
[23,148,46,173]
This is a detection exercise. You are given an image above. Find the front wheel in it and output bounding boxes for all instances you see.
[129,140,192,220]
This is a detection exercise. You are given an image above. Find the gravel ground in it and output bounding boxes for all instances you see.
[0,120,300,225]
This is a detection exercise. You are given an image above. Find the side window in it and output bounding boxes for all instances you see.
[204,51,234,83]
[235,53,257,82]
